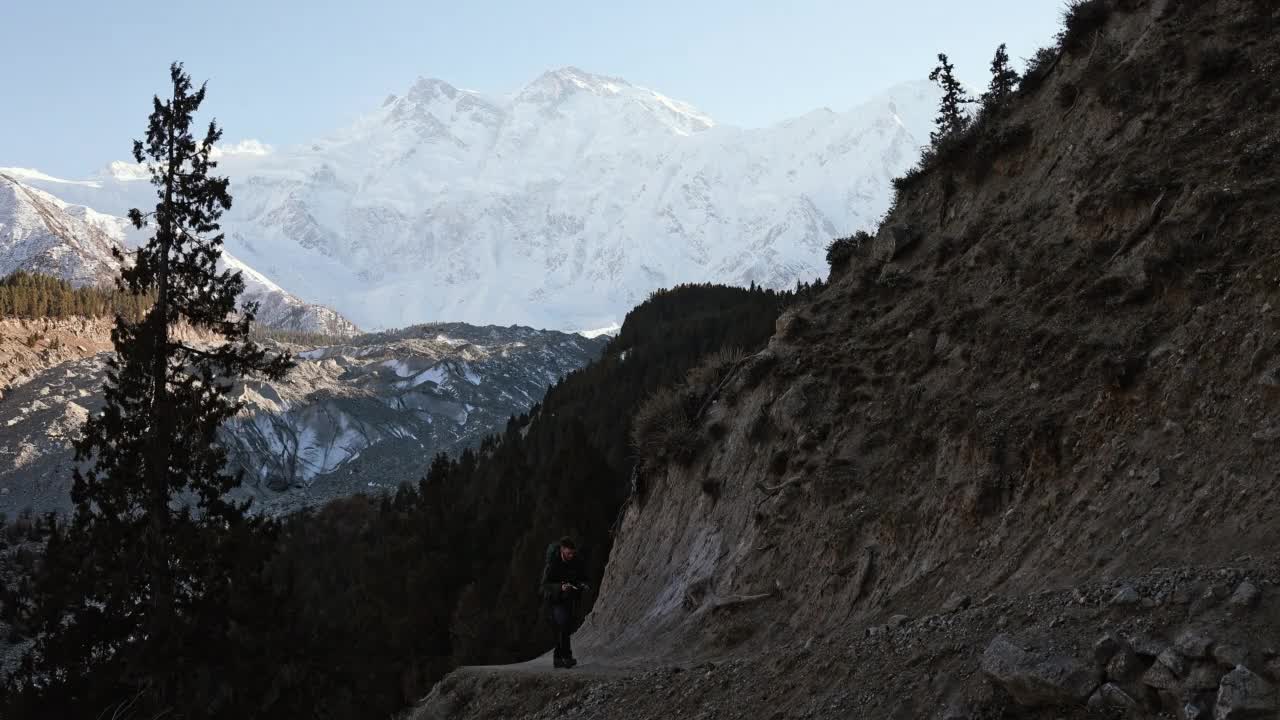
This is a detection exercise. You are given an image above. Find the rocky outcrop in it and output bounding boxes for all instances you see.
[981,635,1100,707]
[575,0,1280,668]
[409,1,1280,717]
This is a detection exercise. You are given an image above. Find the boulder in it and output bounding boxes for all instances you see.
[1144,657,1182,692]
[1108,644,1145,683]
[981,634,1101,707]
[1088,683,1140,710]
[1094,634,1122,666]
[1215,666,1276,719]
[1185,699,1211,720]
[1177,631,1215,659]
[1229,582,1261,610]
[1159,648,1191,677]
[1187,663,1224,691]
[942,593,972,614]
[872,224,922,264]
[1214,644,1249,669]
[1113,586,1143,606]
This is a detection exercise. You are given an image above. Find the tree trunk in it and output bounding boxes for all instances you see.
[147,83,178,642]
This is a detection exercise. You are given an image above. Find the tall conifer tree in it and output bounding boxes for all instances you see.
[8,62,292,717]
[928,53,973,144]
[981,43,1020,108]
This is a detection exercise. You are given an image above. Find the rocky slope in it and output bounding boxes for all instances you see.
[0,174,120,286]
[0,322,605,516]
[412,1,1280,717]
[7,73,938,331]
[0,172,359,336]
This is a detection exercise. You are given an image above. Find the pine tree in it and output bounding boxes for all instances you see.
[7,63,292,717]
[928,53,973,145]
[981,43,1020,108]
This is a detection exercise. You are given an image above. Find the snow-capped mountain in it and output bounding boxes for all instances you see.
[0,172,359,336]
[0,173,121,285]
[9,69,938,330]
[0,321,606,516]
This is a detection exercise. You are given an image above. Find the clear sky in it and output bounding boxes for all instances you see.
[4,1,1065,178]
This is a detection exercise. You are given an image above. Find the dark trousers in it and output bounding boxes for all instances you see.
[550,602,574,659]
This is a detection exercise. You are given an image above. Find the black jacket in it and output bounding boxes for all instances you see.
[540,544,587,602]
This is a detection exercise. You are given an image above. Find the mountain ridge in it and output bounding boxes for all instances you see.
[0,173,360,336]
[6,71,939,331]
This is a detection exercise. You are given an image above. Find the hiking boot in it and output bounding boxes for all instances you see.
[562,656,578,669]
[553,655,566,669]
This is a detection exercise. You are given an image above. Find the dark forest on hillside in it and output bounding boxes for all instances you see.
[0,271,151,321]
[3,281,806,719]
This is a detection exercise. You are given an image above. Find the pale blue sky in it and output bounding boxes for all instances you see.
[4,1,1065,177]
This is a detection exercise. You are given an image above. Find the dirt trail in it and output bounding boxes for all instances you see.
[460,653,651,680]
[412,563,1280,720]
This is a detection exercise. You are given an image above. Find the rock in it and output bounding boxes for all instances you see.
[1187,663,1224,691]
[1144,658,1183,691]
[1174,582,1205,605]
[1214,644,1249,669]
[1089,683,1140,710]
[1113,586,1143,606]
[981,634,1101,707]
[1108,645,1145,683]
[888,614,910,628]
[1205,584,1232,602]
[1251,426,1280,443]
[774,312,809,341]
[942,593,972,614]
[1177,631,1215,659]
[772,377,816,429]
[1229,582,1261,609]
[1185,700,1213,720]
[1215,666,1276,719]
[1095,634,1122,666]
[1159,648,1191,677]
[1131,634,1167,658]
[872,224,922,263]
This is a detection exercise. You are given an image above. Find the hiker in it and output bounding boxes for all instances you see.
[541,535,589,668]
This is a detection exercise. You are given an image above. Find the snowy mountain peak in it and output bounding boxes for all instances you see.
[0,173,120,286]
[10,73,941,332]
[526,66,629,96]
[513,67,715,135]
[103,160,150,182]
[0,173,359,336]
[407,76,461,101]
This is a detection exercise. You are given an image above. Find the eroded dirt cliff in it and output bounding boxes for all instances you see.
[414,1,1280,718]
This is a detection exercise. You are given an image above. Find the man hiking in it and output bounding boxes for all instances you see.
[541,536,589,668]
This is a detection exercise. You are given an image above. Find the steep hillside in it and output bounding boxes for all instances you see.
[0,174,120,286]
[417,1,1280,718]
[0,284,797,720]
[9,74,936,330]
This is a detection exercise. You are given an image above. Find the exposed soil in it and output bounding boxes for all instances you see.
[415,563,1280,719]
[411,1,1280,718]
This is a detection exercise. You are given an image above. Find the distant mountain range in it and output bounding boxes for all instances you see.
[4,68,938,331]
[0,172,359,336]
[0,320,605,516]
